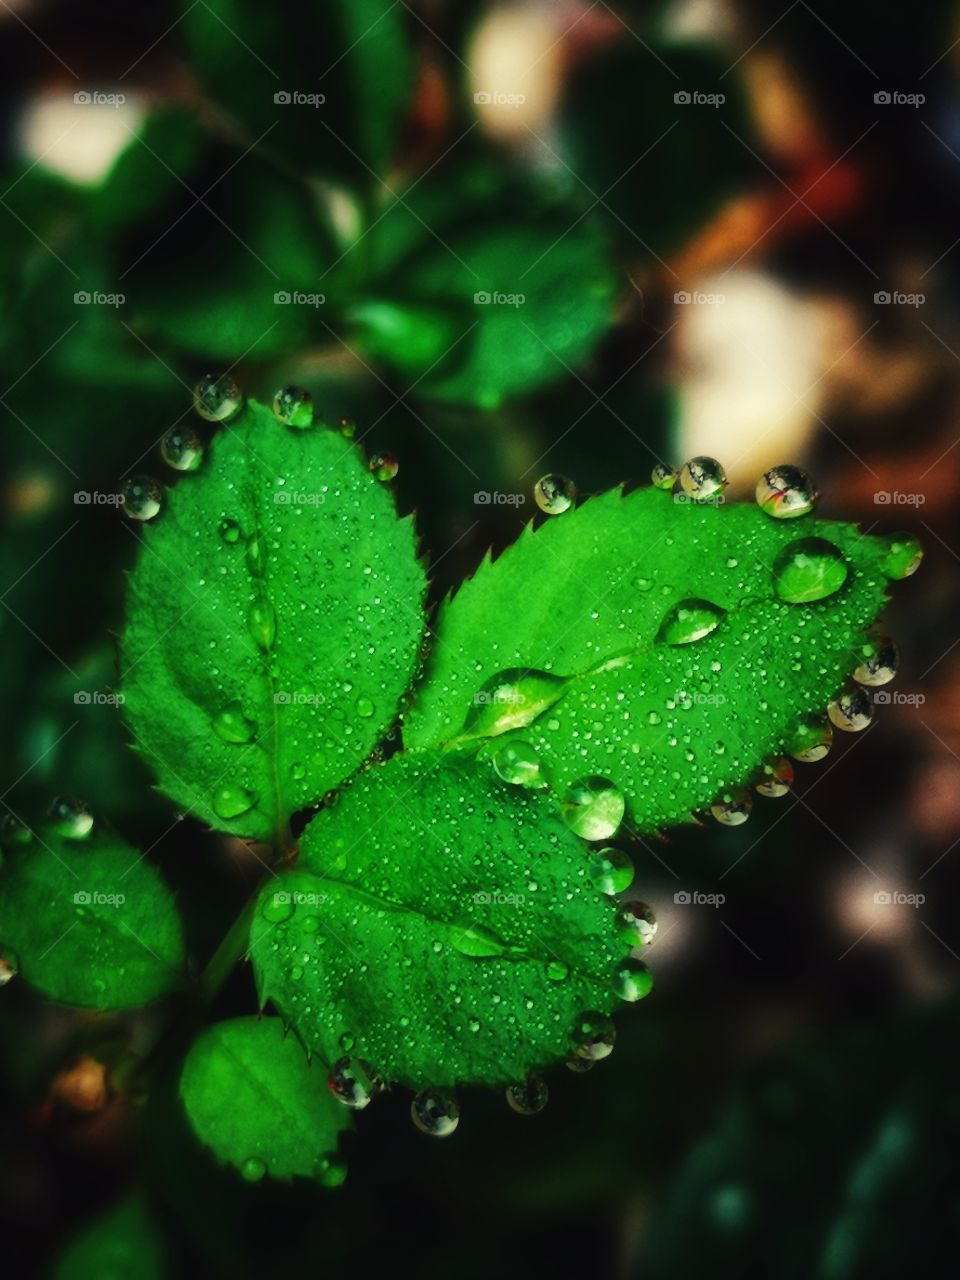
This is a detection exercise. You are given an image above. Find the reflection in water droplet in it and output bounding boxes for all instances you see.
[241,1157,266,1182]
[121,475,162,521]
[710,792,752,826]
[506,1075,548,1115]
[853,638,898,687]
[788,716,833,762]
[0,953,18,986]
[194,374,243,423]
[328,1057,382,1109]
[534,473,576,515]
[573,1011,616,1060]
[411,1089,459,1136]
[755,465,817,519]
[369,452,398,481]
[272,385,314,429]
[676,456,726,502]
[828,687,873,732]
[651,463,675,490]
[213,785,256,821]
[656,598,726,645]
[213,701,256,744]
[160,426,204,472]
[772,537,848,604]
[755,756,794,797]
[338,416,356,439]
[614,956,654,1002]
[879,533,923,580]
[621,900,657,946]
[589,847,634,895]
[49,796,93,840]
[492,740,545,788]
[562,777,625,841]
[463,668,567,738]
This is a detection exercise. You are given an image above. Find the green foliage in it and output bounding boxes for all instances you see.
[55,1195,168,1280]
[119,398,426,844]
[0,827,184,1010]
[179,1016,351,1184]
[250,753,625,1088]
[406,488,894,833]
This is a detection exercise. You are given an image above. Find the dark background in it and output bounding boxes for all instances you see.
[1,0,959,1276]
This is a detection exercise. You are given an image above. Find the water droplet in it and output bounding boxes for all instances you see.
[0,815,31,847]
[492,740,545,788]
[879,533,923,580]
[656,598,726,645]
[562,776,625,841]
[260,890,294,923]
[621,900,657,946]
[463,668,567,738]
[339,1032,355,1052]
[828,687,873,733]
[369,452,398,481]
[573,1011,616,1060]
[241,1156,266,1183]
[755,756,794,797]
[355,696,375,719]
[247,596,276,650]
[160,426,204,472]
[246,536,265,577]
[565,1054,595,1074]
[219,518,241,544]
[534,473,576,515]
[49,796,93,840]
[614,956,654,1002]
[676,456,726,502]
[272,385,314,429]
[651,463,675,490]
[411,1089,459,1137]
[755,465,817,519]
[0,953,19,986]
[328,1057,382,1110]
[213,785,256,821]
[772,537,849,604]
[506,1075,548,1115]
[316,1154,348,1188]
[450,923,511,959]
[213,701,256,744]
[121,475,162,521]
[710,791,752,826]
[589,847,634,895]
[788,716,833,762]
[546,960,569,982]
[194,373,243,423]
[854,638,898,687]
[290,762,305,781]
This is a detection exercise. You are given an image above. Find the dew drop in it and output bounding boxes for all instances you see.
[160,426,204,472]
[676,456,726,502]
[589,846,634,895]
[772,537,849,604]
[879,533,923,580]
[546,960,569,982]
[755,756,794,797]
[213,784,256,821]
[369,452,398,482]
[316,1154,348,1188]
[411,1089,459,1137]
[651,463,675,490]
[260,890,294,923]
[0,952,19,986]
[828,687,874,733]
[219,518,241,544]
[49,796,93,840]
[788,716,833,762]
[355,696,375,719]
[338,416,356,439]
[656,598,726,645]
[506,1075,548,1115]
[194,373,243,423]
[463,668,567,738]
[0,815,31,847]
[614,956,654,1002]
[247,596,277,650]
[241,1157,266,1183]
[328,1057,382,1110]
[573,1011,616,1060]
[710,791,752,826]
[534,473,576,515]
[272,385,314,429]
[450,922,511,959]
[213,701,256,744]
[853,638,898,687]
[121,475,162,522]
[492,740,544,788]
[621,899,658,947]
[562,776,625,841]
[755,465,817,519]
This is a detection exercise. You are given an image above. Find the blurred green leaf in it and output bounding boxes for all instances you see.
[90,108,203,232]
[55,1194,168,1280]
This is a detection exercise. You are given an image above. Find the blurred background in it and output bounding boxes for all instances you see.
[1,0,959,1275]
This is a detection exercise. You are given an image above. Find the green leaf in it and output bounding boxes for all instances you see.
[0,826,185,1010]
[405,485,908,834]
[179,1016,350,1184]
[55,1194,168,1280]
[90,108,202,231]
[181,0,412,182]
[249,753,627,1089]
[119,398,426,843]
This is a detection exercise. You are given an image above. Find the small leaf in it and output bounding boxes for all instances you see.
[405,485,906,833]
[250,753,625,1089]
[55,1194,168,1280]
[0,827,185,1010]
[179,1016,350,1185]
[120,398,426,843]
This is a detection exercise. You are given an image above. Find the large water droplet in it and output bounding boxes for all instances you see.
[272,385,314,429]
[194,374,243,423]
[213,785,256,820]
[651,463,675,490]
[589,847,634,895]
[755,465,817,519]
[534,473,575,515]
[573,1011,616,1060]
[411,1089,459,1137]
[355,696,375,719]
[506,1075,548,1115]
[656,598,725,645]
[49,796,93,840]
[121,475,162,522]
[755,756,793,797]
[621,900,657,947]
[492,740,545,788]
[462,668,567,738]
[160,426,204,472]
[260,890,294,923]
[219,518,241,544]
[828,687,873,732]
[241,1156,266,1183]
[450,922,512,959]
[614,956,654,1002]
[328,1057,382,1110]
[853,638,898,687]
[878,533,922,580]
[710,791,752,826]
[676,456,726,502]
[787,716,833,762]
[0,952,19,986]
[369,452,398,482]
[213,702,256,744]
[316,1154,348,1188]
[248,596,276,650]
[562,777,625,841]
[772,537,848,603]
